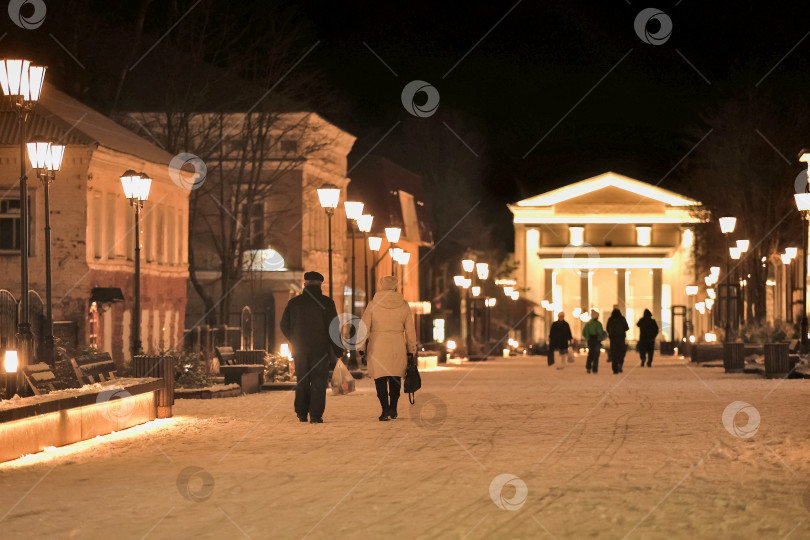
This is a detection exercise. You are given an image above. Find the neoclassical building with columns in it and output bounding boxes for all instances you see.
[509,172,703,344]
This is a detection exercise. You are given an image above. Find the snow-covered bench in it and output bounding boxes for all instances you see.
[71,352,117,384]
[22,362,77,395]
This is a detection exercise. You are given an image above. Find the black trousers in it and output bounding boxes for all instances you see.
[639,341,655,366]
[586,340,600,372]
[375,376,401,415]
[609,340,626,373]
[294,353,329,419]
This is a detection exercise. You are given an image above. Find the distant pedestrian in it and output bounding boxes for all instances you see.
[637,309,659,367]
[606,308,629,374]
[360,276,417,422]
[549,312,573,370]
[280,271,340,424]
[582,309,606,373]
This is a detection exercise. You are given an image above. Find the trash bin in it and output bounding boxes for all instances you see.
[723,342,745,373]
[763,343,790,379]
[134,354,175,418]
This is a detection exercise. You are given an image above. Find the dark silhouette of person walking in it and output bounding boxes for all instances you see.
[606,307,629,374]
[637,309,659,367]
[582,309,606,373]
[280,271,340,424]
[549,312,573,370]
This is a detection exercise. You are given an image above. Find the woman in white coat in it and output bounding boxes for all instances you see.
[360,275,417,421]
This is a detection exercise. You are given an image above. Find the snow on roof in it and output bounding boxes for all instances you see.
[0,83,175,167]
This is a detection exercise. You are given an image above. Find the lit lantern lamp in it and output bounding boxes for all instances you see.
[356,214,374,310]
[343,201,364,317]
[385,226,402,274]
[26,137,65,365]
[1,59,47,382]
[317,183,341,299]
[120,170,151,356]
[4,350,18,399]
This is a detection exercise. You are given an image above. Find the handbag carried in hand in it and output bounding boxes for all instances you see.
[403,353,421,404]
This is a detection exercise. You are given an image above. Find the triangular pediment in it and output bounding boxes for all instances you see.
[514,172,699,208]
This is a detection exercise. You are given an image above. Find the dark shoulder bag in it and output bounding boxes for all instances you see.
[404,353,421,404]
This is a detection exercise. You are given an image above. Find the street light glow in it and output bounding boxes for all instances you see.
[461,259,475,273]
[719,216,737,234]
[385,227,401,243]
[317,183,341,210]
[356,214,373,233]
[343,201,364,220]
[368,236,382,251]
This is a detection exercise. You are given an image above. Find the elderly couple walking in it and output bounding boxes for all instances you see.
[280,272,417,423]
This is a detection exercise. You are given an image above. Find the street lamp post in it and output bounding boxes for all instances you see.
[796,149,810,351]
[385,226,401,275]
[27,138,65,365]
[356,214,373,310]
[736,239,750,324]
[454,274,472,357]
[368,235,383,298]
[1,59,46,385]
[397,250,410,292]
[719,216,737,342]
[121,171,152,357]
[344,201,364,316]
[317,184,341,299]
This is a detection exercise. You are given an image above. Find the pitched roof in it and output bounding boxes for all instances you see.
[348,155,433,245]
[513,172,699,208]
[0,83,175,167]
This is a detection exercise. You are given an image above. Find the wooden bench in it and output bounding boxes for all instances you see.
[235,349,266,365]
[71,352,117,385]
[22,363,59,395]
[215,346,237,366]
[216,347,265,394]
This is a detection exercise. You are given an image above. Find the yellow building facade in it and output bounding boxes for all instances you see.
[510,172,703,344]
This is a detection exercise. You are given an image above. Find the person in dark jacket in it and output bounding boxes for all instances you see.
[582,310,606,373]
[549,312,573,370]
[606,308,629,374]
[280,271,340,423]
[636,309,659,367]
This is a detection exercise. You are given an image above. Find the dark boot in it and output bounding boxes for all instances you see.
[375,377,391,421]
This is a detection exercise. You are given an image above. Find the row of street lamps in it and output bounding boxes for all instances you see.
[0,57,157,383]
[315,183,408,315]
[452,257,519,355]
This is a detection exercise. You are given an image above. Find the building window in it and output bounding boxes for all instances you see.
[0,198,22,251]
[636,226,651,247]
[156,205,165,263]
[569,226,584,246]
[280,140,298,153]
[248,202,265,249]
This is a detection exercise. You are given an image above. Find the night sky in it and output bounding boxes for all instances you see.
[297,0,810,241]
[7,0,810,247]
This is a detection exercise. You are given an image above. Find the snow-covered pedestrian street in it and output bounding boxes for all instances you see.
[2,354,809,539]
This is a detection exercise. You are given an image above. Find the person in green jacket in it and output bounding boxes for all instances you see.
[582,309,606,373]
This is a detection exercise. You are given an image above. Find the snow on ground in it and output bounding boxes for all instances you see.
[1,352,809,539]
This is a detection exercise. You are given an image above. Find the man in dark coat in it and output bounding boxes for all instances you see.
[606,308,629,374]
[280,271,340,423]
[636,309,659,367]
[548,312,573,369]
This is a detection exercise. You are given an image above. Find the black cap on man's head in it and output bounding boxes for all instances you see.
[304,271,324,283]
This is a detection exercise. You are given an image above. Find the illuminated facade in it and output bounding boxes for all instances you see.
[509,172,703,343]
